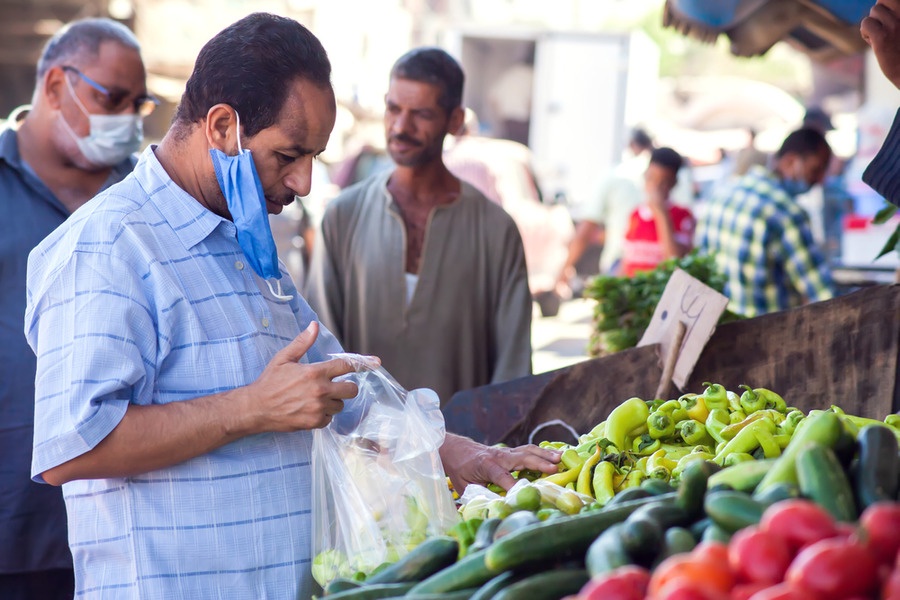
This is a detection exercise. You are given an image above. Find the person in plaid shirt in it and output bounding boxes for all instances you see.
[695,128,835,317]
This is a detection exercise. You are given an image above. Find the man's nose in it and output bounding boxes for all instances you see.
[284,159,313,198]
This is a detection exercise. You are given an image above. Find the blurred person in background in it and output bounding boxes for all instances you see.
[306,47,533,406]
[860,0,900,206]
[732,128,769,177]
[620,147,695,277]
[0,17,151,600]
[695,128,835,317]
[555,127,653,291]
[486,49,534,146]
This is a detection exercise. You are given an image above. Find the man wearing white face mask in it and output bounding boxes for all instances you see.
[0,17,151,600]
[695,127,835,318]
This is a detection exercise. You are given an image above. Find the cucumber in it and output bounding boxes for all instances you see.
[492,569,590,600]
[854,424,900,510]
[752,481,801,506]
[701,522,733,544]
[586,522,631,576]
[796,442,857,522]
[707,458,777,493]
[406,549,494,594]
[324,578,363,595]
[675,459,718,518]
[606,487,652,506]
[403,589,479,600]
[703,490,765,533]
[627,501,689,530]
[756,412,843,495]
[323,582,415,599]
[469,518,501,554]
[688,517,712,541]
[641,479,676,496]
[468,571,522,600]
[492,511,540,542]
[652,526,697,568]
[484,493,676,573]
[365,536,459,585]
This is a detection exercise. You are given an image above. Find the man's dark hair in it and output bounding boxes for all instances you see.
[389,47,464,114]
[650,147,683,173]
[36,18,140,83]
[173,12,332,137]
[630,127,654,152]
[775,127,831,159]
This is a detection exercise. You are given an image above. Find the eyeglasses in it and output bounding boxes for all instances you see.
[62,65,159,117]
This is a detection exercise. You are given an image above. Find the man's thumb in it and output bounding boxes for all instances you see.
[280,321,318,362]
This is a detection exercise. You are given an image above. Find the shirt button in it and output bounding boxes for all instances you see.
[261,318,269,328]
[235,261,244,270]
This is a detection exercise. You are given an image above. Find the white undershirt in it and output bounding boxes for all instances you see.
[405,272,418,305]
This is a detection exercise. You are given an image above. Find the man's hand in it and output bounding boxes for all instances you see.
[439,433,561,493]
[244,321,361,432]
[861,0,900,89]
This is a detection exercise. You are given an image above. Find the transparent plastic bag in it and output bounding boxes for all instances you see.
[310,353,460,586]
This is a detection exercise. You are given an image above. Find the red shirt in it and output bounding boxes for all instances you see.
[621,203,695,277]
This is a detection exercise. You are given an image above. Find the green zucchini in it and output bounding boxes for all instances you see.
[365,536,459,585]
[703,490,765,533]
[756,412,842,495]
[652,526,697,568]
[796,442,857,522]
[752,481,800,506]
[468,572,522,600]
[492,569,590,600]
[468,518,501,554]
[492,511,540,542]
[586,522,631,576]
[854,424,900,510]
[641,478,676,496]
[605,486,653,506]
[707,458,777,493]
[484,493,676,573]
[322,582,414,599]
[402,589,479,600]
[323,577,363,595]
[701,522,733,544]
[406,549,493,594]
[675,459,718,518]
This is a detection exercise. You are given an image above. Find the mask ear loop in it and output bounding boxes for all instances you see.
[233,109,294,303]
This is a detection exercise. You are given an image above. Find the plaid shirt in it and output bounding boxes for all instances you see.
[25,146,342,599]
[695,166,834,317]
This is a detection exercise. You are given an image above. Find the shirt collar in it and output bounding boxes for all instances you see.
[135,145,230,250]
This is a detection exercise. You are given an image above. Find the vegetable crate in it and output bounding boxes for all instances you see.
[442,284,900,446]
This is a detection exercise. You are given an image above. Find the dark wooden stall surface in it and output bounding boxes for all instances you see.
[443,285,900,447]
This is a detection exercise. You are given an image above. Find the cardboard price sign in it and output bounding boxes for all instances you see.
[638,268,729,390]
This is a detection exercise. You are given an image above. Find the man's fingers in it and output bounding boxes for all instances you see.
[277,321,319,364]
[330,381,359,401]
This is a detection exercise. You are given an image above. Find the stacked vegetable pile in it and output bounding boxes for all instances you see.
[314,387,900,600]
[583,252,740,357]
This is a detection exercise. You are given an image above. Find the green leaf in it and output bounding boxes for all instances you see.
[875,223,900,260]
[873,203,899,225]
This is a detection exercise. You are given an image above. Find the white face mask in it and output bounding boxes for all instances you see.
[60,75,143,167]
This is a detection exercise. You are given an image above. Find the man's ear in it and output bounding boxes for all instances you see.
[43,66,68,110]
[447,106,465,137]
[205,104,238,153]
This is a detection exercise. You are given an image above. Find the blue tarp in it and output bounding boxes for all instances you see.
[670,0,871,29]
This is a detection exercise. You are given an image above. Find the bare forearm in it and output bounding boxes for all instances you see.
[652,209,682,258]
[42,388,259,485]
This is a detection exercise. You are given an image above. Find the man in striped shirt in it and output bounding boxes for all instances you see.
[24,14,560,600]
[695,128,835,317]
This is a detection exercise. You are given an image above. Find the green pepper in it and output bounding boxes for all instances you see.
[632,433,661,455]
[647,449,678,472]
[753,426,782,459]
[672,451,715,479]
[681,395,709,422]
[738,384,767,415]
[576,445,603,497]
[723,452,755,467]
[623,466,646,488]
[646,466,670,482]
[701,382,729,411]
[706,408,730,445]
[648,411,676,440]
[886,414,900,430]
[592,460,617,506]
[755,387,787,413]
[720,410,772,440]
[727,391,743,413]
[779,410,805,435]
[678,419,710,446]
[713,419,776,465]
[560,449,585,471]
[605,397,652,453]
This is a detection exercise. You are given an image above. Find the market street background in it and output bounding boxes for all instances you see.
[531,298,594,375]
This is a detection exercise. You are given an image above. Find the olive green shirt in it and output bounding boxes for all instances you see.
[305,170,533,405]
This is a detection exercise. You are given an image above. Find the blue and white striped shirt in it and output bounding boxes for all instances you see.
[25,145,342,599]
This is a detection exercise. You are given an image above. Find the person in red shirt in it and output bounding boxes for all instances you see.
[620,147,695,276]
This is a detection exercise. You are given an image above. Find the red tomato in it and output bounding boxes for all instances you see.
[730,582,768,600]
[693,541,730,566]
[579,565,650,600]
[653,577,730,600]
[882,567,900,600]
[860,502,900,565]
[785,537,879,599]
[746,582,817,600]
[650,554,735,598]
[759,499,837,552]
[728,526,793,585]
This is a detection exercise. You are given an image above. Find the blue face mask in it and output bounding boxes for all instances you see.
[210,111,292,301]
[782,178,812,197]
